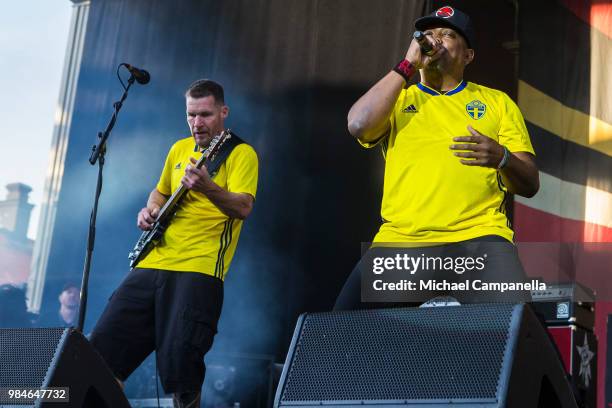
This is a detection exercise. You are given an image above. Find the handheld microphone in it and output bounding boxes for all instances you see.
[122,63,151,84]
[413,31,435,56]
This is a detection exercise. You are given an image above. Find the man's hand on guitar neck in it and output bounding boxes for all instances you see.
[182,157,254,220]
[182,157,215,194]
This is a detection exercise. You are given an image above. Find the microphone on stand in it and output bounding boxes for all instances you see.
[122,63,151,84]
[413,31,435,56]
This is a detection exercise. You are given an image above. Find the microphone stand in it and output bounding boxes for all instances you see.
[77,74,136,333]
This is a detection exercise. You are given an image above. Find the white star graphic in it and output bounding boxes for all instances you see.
[576,334,595,388]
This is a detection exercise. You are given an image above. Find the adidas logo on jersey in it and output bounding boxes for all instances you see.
[402,104,418,113]
[174,162,182,170]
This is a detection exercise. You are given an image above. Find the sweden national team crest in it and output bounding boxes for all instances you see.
[466,100,486,119]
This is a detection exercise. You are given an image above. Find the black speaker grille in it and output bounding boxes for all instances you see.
[280,304,517,403]
[0,328,67,389]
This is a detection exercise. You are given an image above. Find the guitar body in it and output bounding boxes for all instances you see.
[128,219,168,268]
[127,130,232,269]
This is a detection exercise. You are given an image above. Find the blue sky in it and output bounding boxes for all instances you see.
[0,1,72,239]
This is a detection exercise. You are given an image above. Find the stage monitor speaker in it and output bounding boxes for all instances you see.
[0,327,130,407]
[274,303,578,408]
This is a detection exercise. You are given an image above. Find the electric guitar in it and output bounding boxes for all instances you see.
[128,130,232,268]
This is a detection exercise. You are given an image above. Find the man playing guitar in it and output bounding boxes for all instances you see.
[90,79,258,408]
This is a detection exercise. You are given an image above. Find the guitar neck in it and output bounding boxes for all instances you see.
[156,184,189,223]
[154,130,230,223]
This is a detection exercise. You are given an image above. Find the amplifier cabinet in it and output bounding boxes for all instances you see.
[548,325,597,408]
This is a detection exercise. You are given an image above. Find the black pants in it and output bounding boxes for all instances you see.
[90,268,223,393]
[334,235,531,311]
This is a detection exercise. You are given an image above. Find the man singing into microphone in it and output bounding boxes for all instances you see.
[90,79,258,407]
[335,6,539,309]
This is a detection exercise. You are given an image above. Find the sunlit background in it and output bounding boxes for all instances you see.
[0,1,72,239]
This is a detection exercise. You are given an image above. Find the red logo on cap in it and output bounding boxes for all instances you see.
[436,6,455,18]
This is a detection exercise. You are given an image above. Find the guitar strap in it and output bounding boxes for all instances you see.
[203,131,245,177]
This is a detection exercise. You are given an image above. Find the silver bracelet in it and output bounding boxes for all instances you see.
[497,146,510,170]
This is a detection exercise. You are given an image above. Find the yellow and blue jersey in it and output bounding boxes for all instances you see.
[361,81,534,243]
[137,137,258,280]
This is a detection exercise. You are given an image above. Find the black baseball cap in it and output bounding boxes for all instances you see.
[415,6,475,48]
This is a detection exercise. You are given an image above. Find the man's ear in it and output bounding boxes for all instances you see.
[465,49,475,66]
[221,105,229,119]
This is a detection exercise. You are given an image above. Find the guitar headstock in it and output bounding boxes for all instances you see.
[195,129,232,168]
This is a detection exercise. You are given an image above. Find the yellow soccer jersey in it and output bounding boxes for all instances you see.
[361,81,534,243]
[137,137,258,280]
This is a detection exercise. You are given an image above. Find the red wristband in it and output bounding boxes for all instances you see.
[393,59,416,82]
